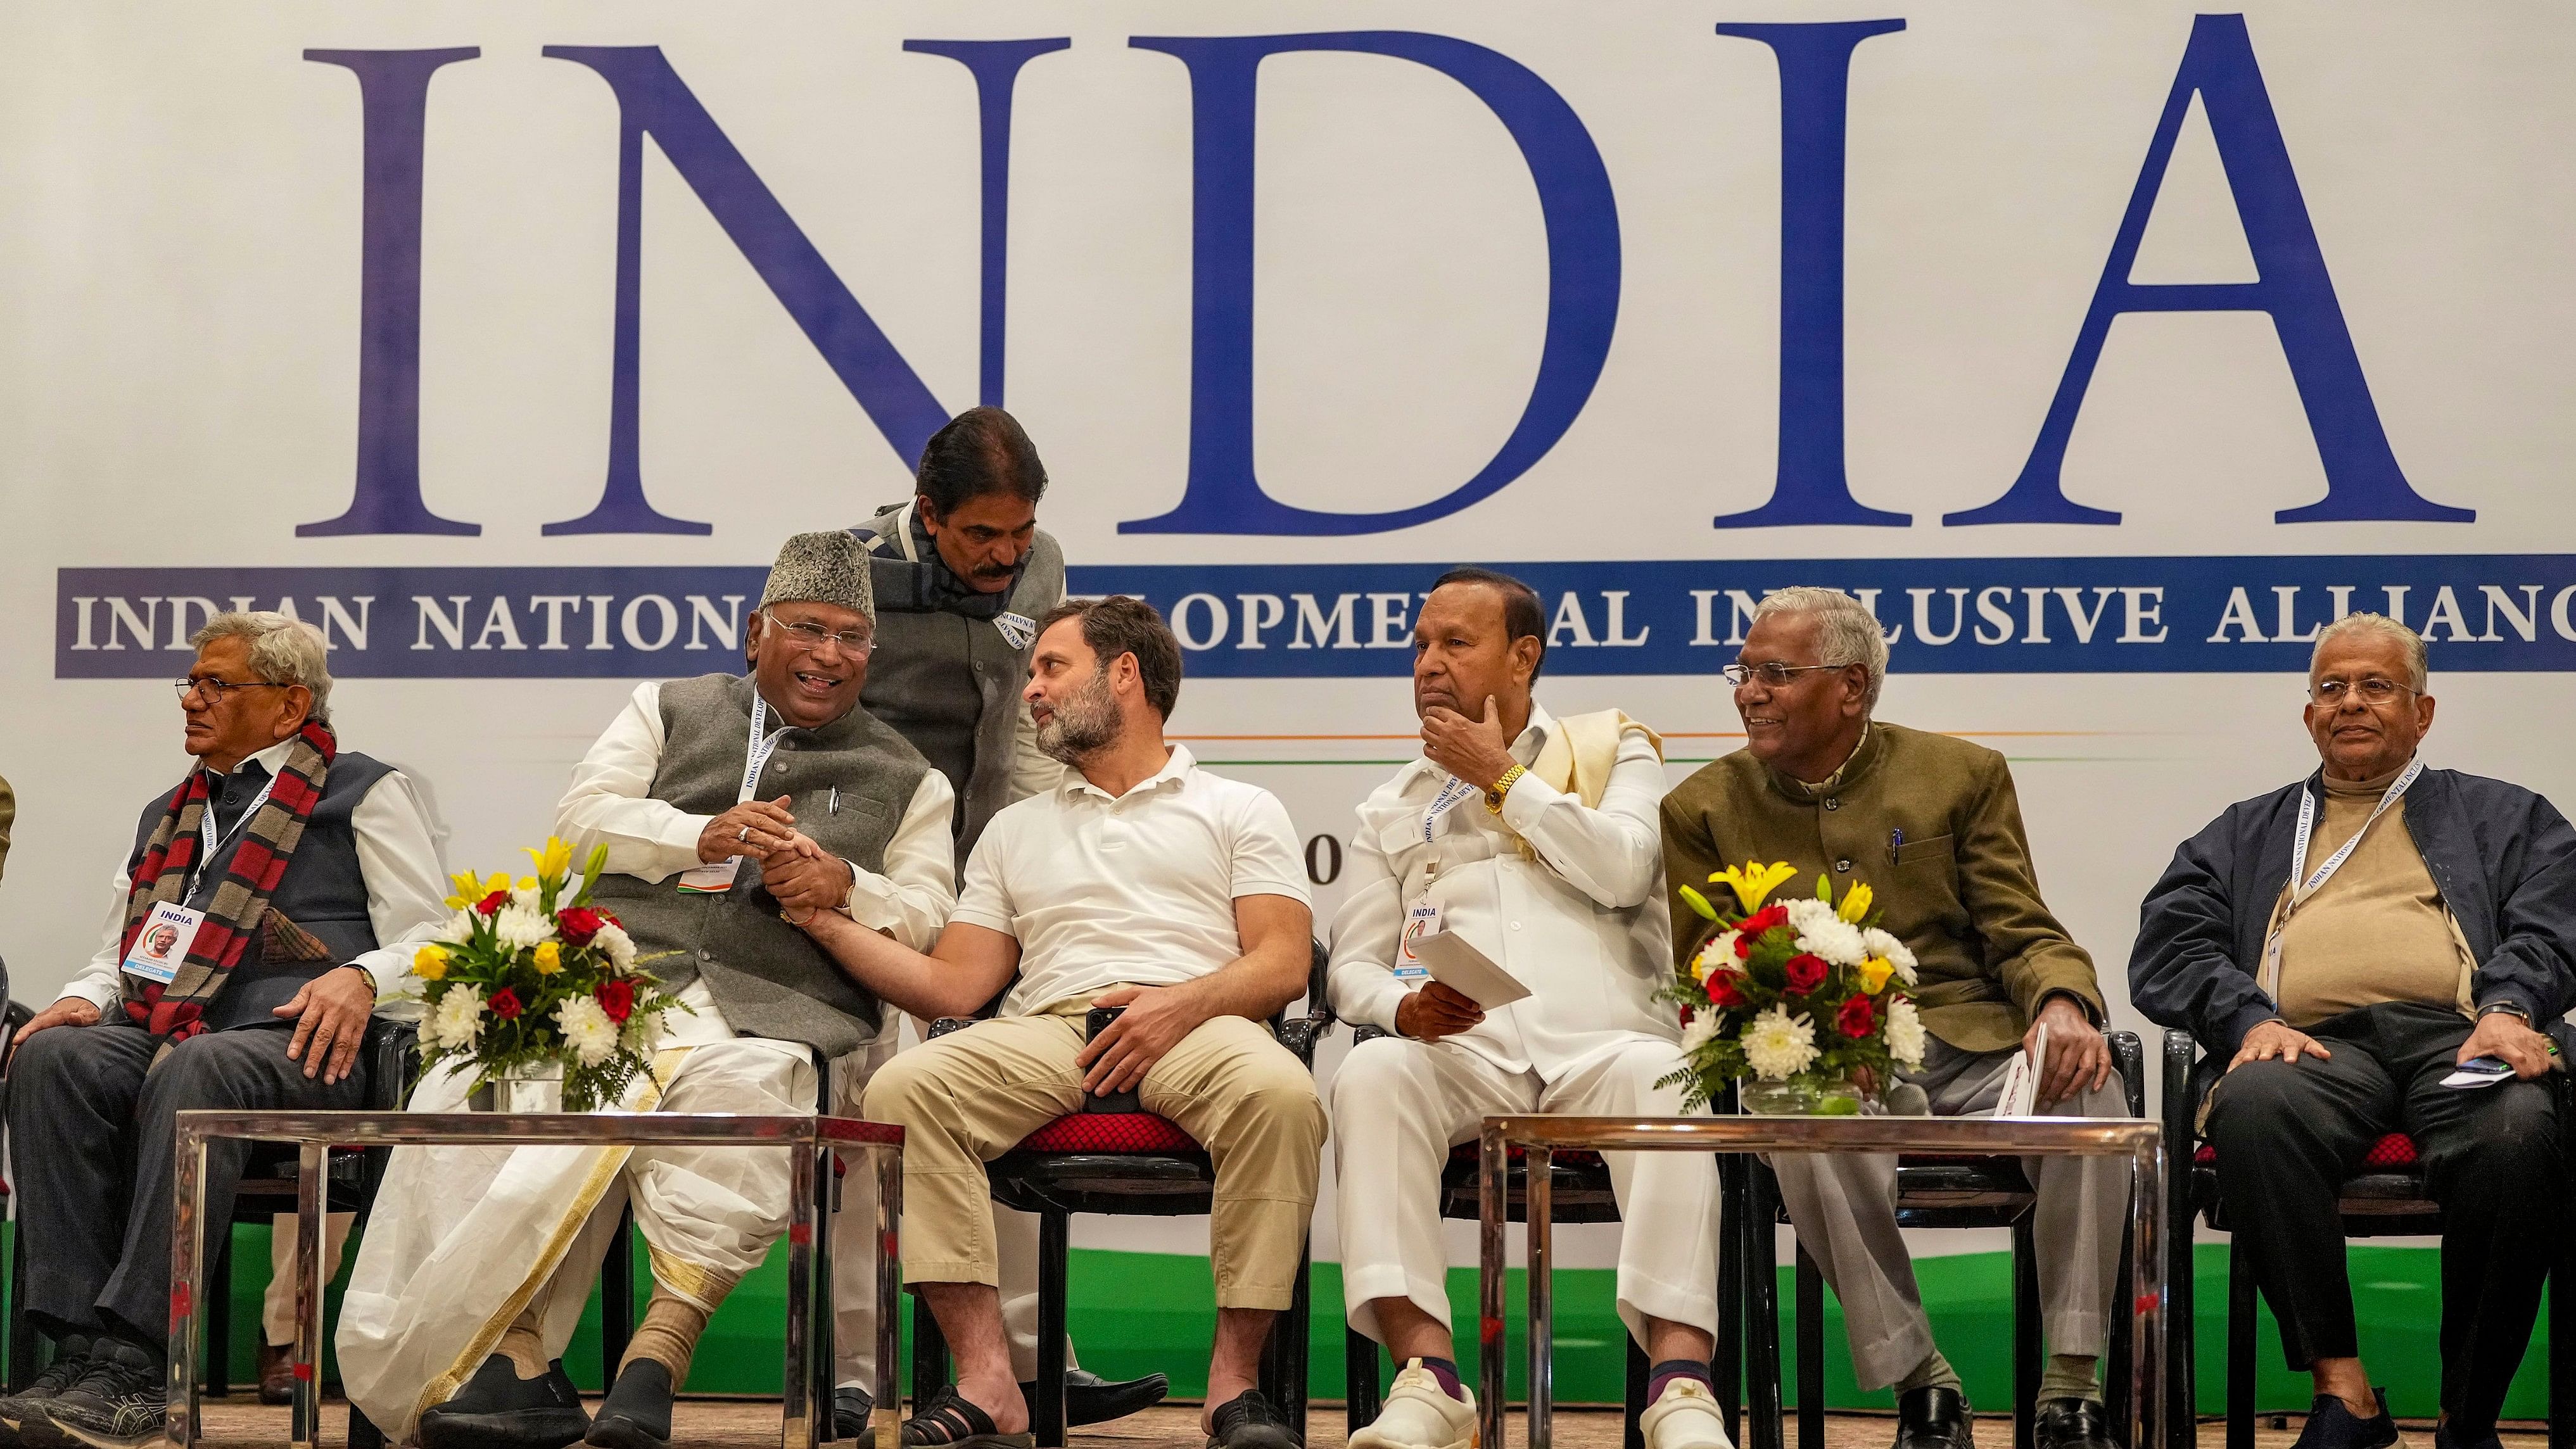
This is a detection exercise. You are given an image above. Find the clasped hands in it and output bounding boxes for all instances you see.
[697,798,852,924]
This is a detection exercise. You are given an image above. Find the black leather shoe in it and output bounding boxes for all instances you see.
[586,1360,675,1449]
[1891,1386,1975,1449]
[1205,1389,1302,1449]
[835,1386,877,1439]
[2034,1398,2115,1449]
[2434,1418,2503,1449]
[418,1355,590,1449]
[2290,1390,2397,1449]
[1018,1370,1172,1427]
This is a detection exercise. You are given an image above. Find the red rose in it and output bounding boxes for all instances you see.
[1783,952,1829,993]
[1677,1004,1696,1027]
[596,978,636,1024]
[557,907,605,947]
[476,890,509,916]
[1732,933,1754,960]
[490,988,523,1020]
[1706,971,1749,1008]
[1739,903,1788,937]
[1837,994,1877,1039]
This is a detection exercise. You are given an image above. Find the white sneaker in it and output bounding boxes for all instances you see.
[1642,1377,1736,1449]
[1349,1359,1478,1449]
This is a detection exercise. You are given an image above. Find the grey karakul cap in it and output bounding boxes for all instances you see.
[759,530,876,623]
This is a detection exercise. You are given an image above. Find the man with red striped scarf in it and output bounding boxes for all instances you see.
[0,612,445,1449]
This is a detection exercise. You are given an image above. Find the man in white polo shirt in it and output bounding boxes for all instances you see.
[808,595,1323,1449]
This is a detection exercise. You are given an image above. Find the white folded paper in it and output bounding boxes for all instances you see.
[1408,929,1532,1010]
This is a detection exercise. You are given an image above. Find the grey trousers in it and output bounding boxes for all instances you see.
[1768,1035,2130,1391]
[8,1019,367,1349]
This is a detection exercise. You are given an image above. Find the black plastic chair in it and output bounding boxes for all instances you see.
[1336,1020,1654,1449]
[2161,1025,2576,1449]
[1733,1029,2146,1449]
[910,944,1335,1448]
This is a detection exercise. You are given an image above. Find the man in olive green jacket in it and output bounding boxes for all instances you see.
[1659,589,2127,1449]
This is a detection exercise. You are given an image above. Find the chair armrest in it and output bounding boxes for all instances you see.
[363,1018,421,1111]
[2160,1028,2198,1149]
[2107,1029,2145,1118]
[926,1017,974,1041]
[1277,939,1338,1070]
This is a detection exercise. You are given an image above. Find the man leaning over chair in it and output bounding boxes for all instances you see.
[1661,587,2131,1449]
[2132,613,2576,1449]
[0,613,446,1449]
[1326,568,1731,1449]
[811,595,1325,1449]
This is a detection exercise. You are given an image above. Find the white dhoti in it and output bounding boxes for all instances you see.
[1331,1032,1723,1349]
[828,1037,1070,1391]
[337,987,816,1441]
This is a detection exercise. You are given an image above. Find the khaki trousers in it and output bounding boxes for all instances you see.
[862,998,1325,1310]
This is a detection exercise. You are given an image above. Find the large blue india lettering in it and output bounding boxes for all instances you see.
[1951,14,2470,526]
[1118,32,1621,536]
[1710,20,1910,530]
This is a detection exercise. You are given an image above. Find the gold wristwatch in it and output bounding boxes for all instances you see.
[1485,764,1526,814]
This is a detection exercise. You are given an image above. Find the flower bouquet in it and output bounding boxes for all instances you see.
[1660,861,1926,1115]
[413,837,686,1111]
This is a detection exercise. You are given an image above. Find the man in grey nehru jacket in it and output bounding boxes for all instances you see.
[338,532,955,1449]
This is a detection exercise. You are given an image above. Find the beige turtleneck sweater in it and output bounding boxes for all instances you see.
[2268,761,2474,1027]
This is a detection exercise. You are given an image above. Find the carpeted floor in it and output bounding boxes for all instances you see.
[187,1398,2548,1449]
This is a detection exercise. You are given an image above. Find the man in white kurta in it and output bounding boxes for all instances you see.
[1328,569,1730,1449]
[338,533,955,1449]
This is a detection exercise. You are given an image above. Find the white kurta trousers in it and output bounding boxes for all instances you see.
[1331,1032,1723,1350]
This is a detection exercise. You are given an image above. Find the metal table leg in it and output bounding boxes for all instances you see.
[1477,1129,1507,1449]
[2130,1136,2166,1449]
[166,1123,208,1449]
[872,1144,902,1449]
[293,1142,326,1449]
[786,1139,819,1449]
[1527,1147,1554,1449]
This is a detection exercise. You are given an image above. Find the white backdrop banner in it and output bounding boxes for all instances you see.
[4,1,2572,1257]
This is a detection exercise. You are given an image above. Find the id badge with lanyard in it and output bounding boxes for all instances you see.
[2260,757,2424,996]
[676,693,790,893]
[125,769,282,984]
[1396,777,1477,984]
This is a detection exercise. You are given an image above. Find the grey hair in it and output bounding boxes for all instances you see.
[2311,611,2428,693]
[1751,586,1890,711]
[190,612,334,724]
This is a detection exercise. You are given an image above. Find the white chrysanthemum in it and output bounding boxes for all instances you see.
[1692,932,1739,984]
[593,922,637,971]
[1885,998,1926,1070]
[494,902,557,951]
[1794,915,1868,968]
[1741,1006,1820,1081]
[1861,927,1920,985]
[620,1009,664,1054]
[1679,1009,1720,1054]
[1783,898,1837,934]
[511,884,541,913]
[435,908,478,946]
[431,985,485,1051]
[554,996,620,1067]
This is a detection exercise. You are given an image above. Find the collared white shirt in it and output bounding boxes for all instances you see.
[1327,702,1675,1079]
[554,681,956,950]
[67,738,450,1014]
[953,744,1310,1016]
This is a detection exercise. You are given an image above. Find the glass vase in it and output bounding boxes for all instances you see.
[481,1061,564,1115]
[1738,1074,1864,1116]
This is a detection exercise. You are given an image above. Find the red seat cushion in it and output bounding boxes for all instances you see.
[1015,1113,1202,1154]
[2193,1132,2417,1169]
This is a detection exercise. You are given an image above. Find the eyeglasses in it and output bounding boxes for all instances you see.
[1723,661,1846,688]
[173,676,288,701]
[768,616,877,658]
[2310,677,2416,706]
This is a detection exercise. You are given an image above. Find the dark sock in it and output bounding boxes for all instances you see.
[1414,1356,1466,1402]
[1649,1360,1713,1402]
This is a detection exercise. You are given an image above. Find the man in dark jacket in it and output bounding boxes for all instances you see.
[2133,612,2576,1449]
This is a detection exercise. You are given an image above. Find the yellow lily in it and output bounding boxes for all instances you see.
[414,945,450,982]
[526,837,575,883]
[1709,861,1799,914]
[443,894,467,910]
[1859,956,1894,994]
[1837,882,1874,923]
[533,941,563,975]
[449,870,481,899]
[483,871,512,895]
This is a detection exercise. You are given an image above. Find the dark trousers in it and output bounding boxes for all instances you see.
[6,1018,368,1350]
[2203,1001,2558,1434]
